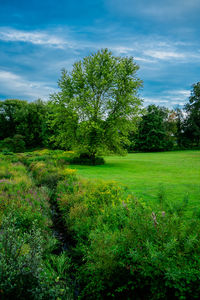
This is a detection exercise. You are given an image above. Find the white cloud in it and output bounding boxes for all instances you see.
[0,28,73,49]
[142,88,190,107]
[168,89,190,97]
[144,50,185,60]
[106,0,200,20]
[103,36,197,64]
[134,56,155,63]
[143,97,169,104]
[109,46,134,54]
[0,70,57,100]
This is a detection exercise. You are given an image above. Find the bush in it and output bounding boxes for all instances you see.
[0,214,74,300]
[77,201,200,299]
[13,134,26,153]
[71,153,105,165]
[0,135,25,153]
[0,215,44,299]
[0,137,14,152]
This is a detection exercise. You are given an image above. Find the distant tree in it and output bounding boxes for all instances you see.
[135,105,174,152]
[0,99,26,140]
[184,82,200,147]
[15,99,49,147]
[50,49,142,162]
[0,99,50,148]
[172,107,186,148]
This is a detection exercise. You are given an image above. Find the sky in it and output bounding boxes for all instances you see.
[0,0,200,107]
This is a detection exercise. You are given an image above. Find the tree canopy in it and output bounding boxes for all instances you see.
[50,48,142,160]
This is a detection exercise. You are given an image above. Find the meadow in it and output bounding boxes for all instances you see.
[74,150,200,212]
[1,149,200,299]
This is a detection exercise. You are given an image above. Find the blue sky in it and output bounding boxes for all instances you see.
[0,0,200,107]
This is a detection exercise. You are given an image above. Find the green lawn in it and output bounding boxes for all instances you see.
[73,150,200,208]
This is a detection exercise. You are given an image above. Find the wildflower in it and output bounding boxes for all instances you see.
[152,212,158,226]
[0,179,11,184]
[122,201,128,211]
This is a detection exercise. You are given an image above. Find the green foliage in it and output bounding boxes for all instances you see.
[0,134,25,153]
[50,48,142,159]
[0,214,44,299]
[0,154,74,299]
[0,214,73,300]
[37,149,199,299]
[0,99,50,149]
[0,99,26,140]
[134,105,174,152]
[13,134,26,152]
[57,174,200,299]
[71,153,105,165]
[1,149,199,299]
[184,82,200,147]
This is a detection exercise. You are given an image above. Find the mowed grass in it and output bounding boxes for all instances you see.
[73,150,200,209]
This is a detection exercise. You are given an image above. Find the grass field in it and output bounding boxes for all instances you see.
[73,150,200,209]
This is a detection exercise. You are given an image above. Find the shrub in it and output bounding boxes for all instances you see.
[71,153,105,165]
[0,135,25,153]
[0,137,14,152]
[0,215,44,299]
[77,201,200,299]
[13,134,26,153]
[0,214,74,300]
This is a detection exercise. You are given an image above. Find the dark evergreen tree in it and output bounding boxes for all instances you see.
[135,105,174,152]
[184,82,200,147]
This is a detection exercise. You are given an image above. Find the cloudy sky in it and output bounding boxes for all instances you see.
[0,0,200,107]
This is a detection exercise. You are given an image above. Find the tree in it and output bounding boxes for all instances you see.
[184,82,200,147]
[50,49,142,162]
[15,99,50,148]
[135,105,174,152]
[173,107,186,148]
[0,99,26,140]
[0,99,50,148]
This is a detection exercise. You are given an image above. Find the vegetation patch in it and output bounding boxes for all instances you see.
[0,154,74,299]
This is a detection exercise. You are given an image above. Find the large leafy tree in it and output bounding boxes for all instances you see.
[184,82,200,147]
[50,48,142,160]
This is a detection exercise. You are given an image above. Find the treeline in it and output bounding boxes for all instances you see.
[130,93,200,152]
[0,82,199,153]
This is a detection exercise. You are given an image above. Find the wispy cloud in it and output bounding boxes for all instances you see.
[143,89,191,107]
[0,27,199,64]
[0,28,73,49]
[106,0,200,20]
[144,50,185,60]
[0,70,57,100]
